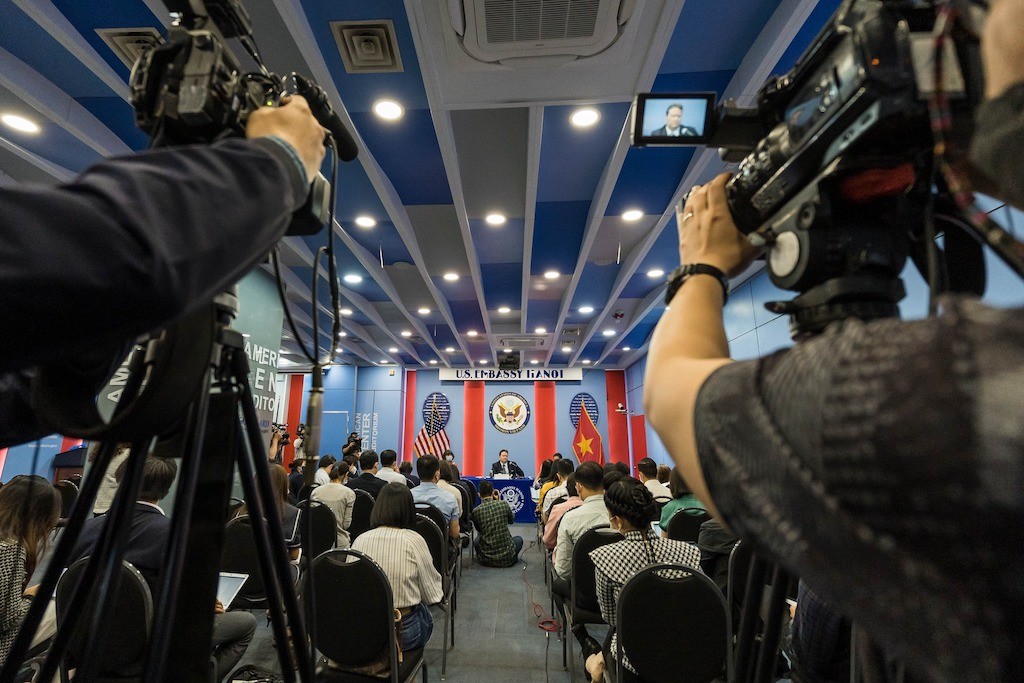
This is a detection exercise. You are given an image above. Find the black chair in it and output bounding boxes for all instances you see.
[615,563,732,683]
[412,514,454,679]
[297,483,317,503]
[349,490,375,541]
[225,496,246,521]
[55,557,153,682]
[452,482,474,566]
[557,525,619,678]
[665,507,711,543]
[54,480,79,527]
[727,539,755,630]
[302,549,427,683]
[296,499,338,563]
[414,502,448,538]
[220,514,286,608]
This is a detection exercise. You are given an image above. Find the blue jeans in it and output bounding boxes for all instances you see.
[400,603,434,650]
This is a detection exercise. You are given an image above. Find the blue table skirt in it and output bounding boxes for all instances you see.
[464,476,537,523]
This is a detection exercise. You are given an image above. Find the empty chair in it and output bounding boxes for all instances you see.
[665,508,711,543]
[615,563,731,683]
[295,499,338,562]
[348,489,375,542]
[302,549,428,682]
[220,515,270,608]
[55,557,153,681]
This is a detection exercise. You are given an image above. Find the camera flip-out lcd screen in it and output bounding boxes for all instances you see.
[631,93,716,146]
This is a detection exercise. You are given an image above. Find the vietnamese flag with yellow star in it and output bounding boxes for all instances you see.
[572,403,604,465]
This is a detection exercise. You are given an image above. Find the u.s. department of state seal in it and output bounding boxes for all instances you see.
[489,392,530,434]
[499,486,526,514]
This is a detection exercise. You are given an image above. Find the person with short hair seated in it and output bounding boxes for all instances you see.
[636,457,672,503]
[352,483,443,650]
[471,481,523,567]
[659,466,707,532]
[314,454,336,486]
[410,455,460,541]
[543,474,582,552]
[584,478,703,682]
[71,456,257,682]
[347,451,387,498]
[310,463,356,548]
[437,461,464,516]
[399,461,420,487]
[541,458,576,521]
[375,449,410,487]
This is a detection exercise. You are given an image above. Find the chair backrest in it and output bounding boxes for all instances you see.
[461,478,478,499]
[727,539,754,622]
[616,563,731,683]
[55,557,153,675]
[349,489,375,541]
[666,507,711,542]
[453,483,473,530]
[302,549,400,673]
[220,514,266,604]
[54,480,78,518]
[297,483,317,503]
[548,495,568,512]
[297,499,338,558]
[413,514,447,576]
[226,496,246,521]
[414,502,448,536]
[570,525,618,614]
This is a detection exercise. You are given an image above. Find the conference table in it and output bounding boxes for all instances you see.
[464,476,537,524]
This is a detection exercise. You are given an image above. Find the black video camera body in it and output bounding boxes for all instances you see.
[272,421,291,445]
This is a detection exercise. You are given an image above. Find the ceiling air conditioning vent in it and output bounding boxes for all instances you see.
[332,20,404,73]
[498,336,546,349]
[454,0,625,64]
[96,28,162,69]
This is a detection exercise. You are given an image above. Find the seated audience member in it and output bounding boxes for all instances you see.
[314,455,336,487]
[657,464,671,485]
[436,461,463,515]
[71,457,256,681]
[287,459,305,503]
[659,466,707,530]
[375,449,409,487]
[399,461,420,487]
[533,460,553,491]
[535,466,561,515]
[553,462,608,580]
[543,474,582,552]
[696,518,738,594]
[471,481,523,567]
[604,461,629,478]
[342,455,358,477]
[0,477,60,666]
[584,478,703,681]
[89,442,131,515]
[410,456,460,541]
[351,483,443,651]
[310,463,356,548]
[441,450,462,480]
[541,459,576,520]
[636,457,672,503]
[785,581,852,683]
[346,451,387,498]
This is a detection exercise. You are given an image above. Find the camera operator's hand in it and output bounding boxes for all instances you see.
[246,95,327,183]
[982,0,1024,99]
[677,174,761,278]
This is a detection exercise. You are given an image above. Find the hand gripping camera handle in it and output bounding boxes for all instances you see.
[293,74,358,162]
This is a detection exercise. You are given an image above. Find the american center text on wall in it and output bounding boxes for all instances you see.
[245,340,278,412]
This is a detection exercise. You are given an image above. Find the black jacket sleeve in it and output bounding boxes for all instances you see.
[0,137,307,373]
[970,82,1024,210]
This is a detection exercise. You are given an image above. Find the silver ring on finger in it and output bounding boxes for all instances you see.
[683,211,695,223]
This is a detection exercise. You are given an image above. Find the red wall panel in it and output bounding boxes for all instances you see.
[629,414,648,468]
[283,374,305,466]
[533,381,557,474]
[403,371,417,463]
[605,370,629,465]
[463,381,485,476]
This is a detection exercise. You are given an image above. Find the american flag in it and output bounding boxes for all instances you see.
[414,396,451,456]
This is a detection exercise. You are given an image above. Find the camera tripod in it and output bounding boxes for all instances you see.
[1,292,317,683]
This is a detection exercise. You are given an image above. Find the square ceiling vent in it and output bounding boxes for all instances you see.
[332,20,404,74]
[96,27,163,69]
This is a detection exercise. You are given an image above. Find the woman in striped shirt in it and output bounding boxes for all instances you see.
[352,482,443,650]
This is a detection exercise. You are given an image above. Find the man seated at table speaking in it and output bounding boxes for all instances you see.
[649,102,698,137]
[490,449,525,478]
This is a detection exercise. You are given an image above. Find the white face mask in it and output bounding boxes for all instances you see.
[349,466,357,475]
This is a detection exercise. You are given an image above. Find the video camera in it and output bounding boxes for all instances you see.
[272,421,291,445]
[633,0,990,338]
[128,0,358,235]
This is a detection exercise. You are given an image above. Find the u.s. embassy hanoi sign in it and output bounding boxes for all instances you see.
[438,368,583,381]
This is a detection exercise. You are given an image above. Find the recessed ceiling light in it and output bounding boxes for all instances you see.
[339,331,347,337]
[479,359,488,364]
[622,347,631,351]
[578,306,594,314]
[582,359,591,364]
[335,347,343,352]
[355,216,376,228]
[380,360,389,364]
[467,330,478,337]
[388,347,398,353]
[535,327,547,334]
[485,213,506,226]
[429,359,438,365]
[343,274,363,284]
[443,272,459,281]
[417,307,430,315]
[530,359,539,365]
[561,346,572,353]
[1,114,40,134]
[400,330,412,337]
[622,209,643,222]
[602,329,615,337]
[543,270,560,280]
[503,348,512,353]
[497,306,511,314]
[445,346,455,353]
[647,268,665,278]
[373,99,404,120]
[340,308,353,316]
[570,108,600,127]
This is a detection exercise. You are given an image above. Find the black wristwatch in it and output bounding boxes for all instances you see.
[664,264,729,305]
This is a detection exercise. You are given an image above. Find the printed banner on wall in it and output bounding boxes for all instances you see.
[439,368,582,381]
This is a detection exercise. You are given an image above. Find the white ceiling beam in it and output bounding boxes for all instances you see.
[0,134,76,182]
[520,106,544,337]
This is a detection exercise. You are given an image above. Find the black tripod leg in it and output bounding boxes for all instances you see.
[735,555,769,682]
[754,565,792,683]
